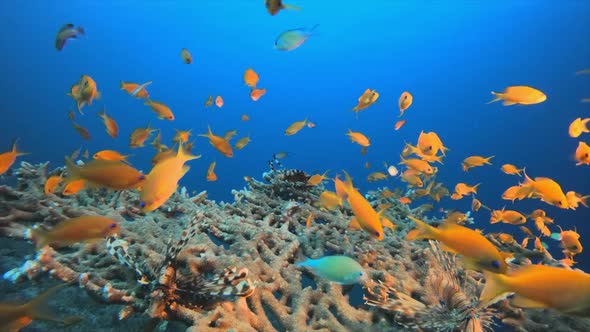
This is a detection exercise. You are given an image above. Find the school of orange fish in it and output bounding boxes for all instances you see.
[1,0,590,329]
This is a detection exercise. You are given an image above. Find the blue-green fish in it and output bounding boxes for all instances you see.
[296,255,366,284]
[275,24,319,51]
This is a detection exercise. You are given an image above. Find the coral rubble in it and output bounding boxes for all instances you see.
[1,162,589,331]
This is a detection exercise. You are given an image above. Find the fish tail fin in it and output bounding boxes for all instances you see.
[473,183,481,193]
[24,284,67,322]
[295,257,315,268]
[198,125,213,138]
[342,170,354,193]
[76,100,85,114]
[10,138,28,157]
[486,156,495,164]
[63,156,82,182]
[282,3,302,11]
[309,24,320,34]
[119,81,125,89]
[76,26,85,35]
[176,143,201,162]
[31,228,51,249]
[487,92,503,104]
[479,271,510,307]
[405,216,437,241]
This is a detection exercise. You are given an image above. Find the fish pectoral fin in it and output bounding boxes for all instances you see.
[438,242,458,254]
[511,295,548,309]
[348,217,361,230]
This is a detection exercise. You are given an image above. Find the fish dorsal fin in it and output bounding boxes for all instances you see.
[511,295,548,309]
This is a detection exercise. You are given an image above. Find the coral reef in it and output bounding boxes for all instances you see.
[1,162,590,331]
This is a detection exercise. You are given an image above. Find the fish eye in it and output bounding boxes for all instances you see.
[374,231,381,237]
[138,175,145,181]
[491,260,500,269]
[109,223,117,229]
[139,201,146,208]
[358,272,363,276]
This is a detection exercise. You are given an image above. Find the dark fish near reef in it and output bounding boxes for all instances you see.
[0,284,80,331]
[55,24,84,51]
[32,216,120,248]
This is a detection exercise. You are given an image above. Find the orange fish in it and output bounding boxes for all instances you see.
[480,265,590,314]
[333,175,348,199]
[204,95,213,107]
[140,144,200,212]
[244,68,259,87]
[305,212,313,228]
[173,129,191,144]
[145,100,174,120]
[399,156,434,175]
[367,172,387,182]
[206,161,217,182]
[250,88,266,101]
[416,131,449,156]
[0,140,27,176]
[199,126,234,158]
[0,284,74,331]
[97,109,118,139]
[501,164,523,176]
[398,91,413,117]
[399,197,412,204]
[71,122,91,140]
[352,88,379,114]
[566,191,589,209]
[120,81,149,99]
[307,170,329,186]
[93,150,131,163]
[64,157,144,190]
[241,114,250,121]
[407,216,509,274]
[462,155,494,172]
[44,175,63,195]
[575,141,590,165]
[346,129,370,147]
[490,208,526,225]
[524,174,569,209]
[285,119,308,136]
[180,48,192,64]
[234,135,251,150]
[551,227,583,256]
[32,215,120,248]
[341,171,384,240]
[129,124,156,148]
[215,96,224,108]
[62,179,85,195]
[488,86,547,106]
[568,118,590,138]
[317,191,343,211]
[394,119,406,130]
[67,75,100,114]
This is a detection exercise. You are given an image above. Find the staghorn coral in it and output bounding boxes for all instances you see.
[1,162,590,331]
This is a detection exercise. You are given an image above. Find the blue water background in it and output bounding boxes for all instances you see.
[1,1,590,270]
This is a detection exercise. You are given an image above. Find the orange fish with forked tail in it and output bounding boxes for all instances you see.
[406,216,510,274]
[140,144,200,212]
[0,284,79,331]
[199,126,234,157]
[0,140,27,176]
[341,171,384,240]
[64,157,144,191]
[480,265,590,315]
[32,215,120,248]
[67,75,100,114]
